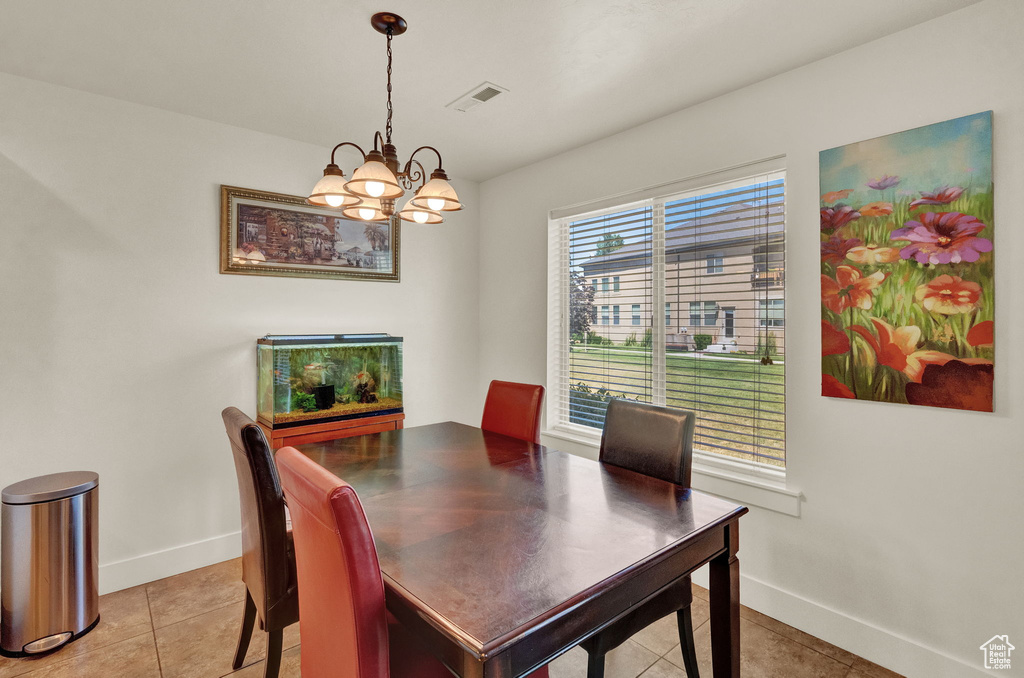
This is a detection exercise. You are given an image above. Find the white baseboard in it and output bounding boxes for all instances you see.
[690,567,986,678]
[98,531,242,595]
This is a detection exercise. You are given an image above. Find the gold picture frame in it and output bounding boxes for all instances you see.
[219,185,400,282]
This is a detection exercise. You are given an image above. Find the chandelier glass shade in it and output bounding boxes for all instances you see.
[308,12,462,224]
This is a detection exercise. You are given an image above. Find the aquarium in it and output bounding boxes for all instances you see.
[257,334,403,428]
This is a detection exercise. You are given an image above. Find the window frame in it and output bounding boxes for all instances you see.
[547,157,788,488]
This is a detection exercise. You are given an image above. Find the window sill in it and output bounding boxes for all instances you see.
[542,425,802,517]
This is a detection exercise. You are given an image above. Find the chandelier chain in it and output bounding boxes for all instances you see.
[385,26,393,145]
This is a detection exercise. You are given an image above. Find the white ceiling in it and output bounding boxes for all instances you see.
[1,0,982,181]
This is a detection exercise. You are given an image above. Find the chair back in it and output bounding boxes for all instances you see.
[481,380,545,443]
[221,407,293,625]
[276,446,390,678]
[599,399,695,487]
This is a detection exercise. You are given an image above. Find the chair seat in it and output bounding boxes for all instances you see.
[387,612,548,678]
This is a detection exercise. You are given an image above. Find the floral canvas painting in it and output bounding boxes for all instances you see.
[819,112,993,412]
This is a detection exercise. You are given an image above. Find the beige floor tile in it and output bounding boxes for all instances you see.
[638,658,688,678]
[0,585,152,678]
[665,617,849,678]
[630,597,710,657]
[146,558,245,629]
[691,583,708,601]
[18,633,160,678]
[740,605,858,666]
[848,658,905,678]
[548,641,660,678]
[155,601,257,678]
[225,644,301,678]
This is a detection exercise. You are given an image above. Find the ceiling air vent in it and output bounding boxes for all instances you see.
[446,82,508,113]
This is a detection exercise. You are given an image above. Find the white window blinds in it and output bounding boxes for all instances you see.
[548,162,786,468]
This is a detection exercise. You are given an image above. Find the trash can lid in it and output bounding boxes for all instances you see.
[2,472,99,505]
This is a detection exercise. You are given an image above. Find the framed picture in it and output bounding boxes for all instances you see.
[819,111,993,411]
[220,185,400,282]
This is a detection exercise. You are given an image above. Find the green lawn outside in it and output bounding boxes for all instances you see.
[570,348,786,466]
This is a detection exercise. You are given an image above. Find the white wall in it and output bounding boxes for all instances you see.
[0,72,481,592]
[478,1,1023,676]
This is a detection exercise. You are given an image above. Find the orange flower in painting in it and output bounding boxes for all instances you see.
[859,201,894,217]
[967,320,994,347]
[914,275,982,314]
[821,189,853,204]
[822,374,855,399]
[821,321,850,356]
[821,266,888,314]
[850,318,956,383]
[846,245,900,264]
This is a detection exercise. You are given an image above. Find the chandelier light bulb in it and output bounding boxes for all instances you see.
[413,210,429,224]
[365,180,386,198]
[427,198,446,211]
[325,194,345,207]
[359,207,377,221]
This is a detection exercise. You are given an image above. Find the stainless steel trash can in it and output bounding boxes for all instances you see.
[1,472,99,656]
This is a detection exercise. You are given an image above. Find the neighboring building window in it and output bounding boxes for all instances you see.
[592,279,598,292]
[550,165,786,468]
[759,299,785,327]
[591,305,598,323]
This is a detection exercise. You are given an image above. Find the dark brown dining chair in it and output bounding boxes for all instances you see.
[481,380,545,443]
[582,398,700,678]
[221,407,299,678]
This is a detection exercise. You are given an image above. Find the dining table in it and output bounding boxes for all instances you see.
[289,421,748,678]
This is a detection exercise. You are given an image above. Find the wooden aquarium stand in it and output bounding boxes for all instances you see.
[258,412,405,449]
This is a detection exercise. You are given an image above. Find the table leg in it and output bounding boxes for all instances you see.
[709,522,740,678]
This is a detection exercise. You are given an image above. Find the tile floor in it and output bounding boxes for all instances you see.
[0,558,903,678]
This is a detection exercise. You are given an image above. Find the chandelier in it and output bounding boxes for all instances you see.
[307,12,462,224]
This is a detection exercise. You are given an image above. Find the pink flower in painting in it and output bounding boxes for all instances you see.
[891,212,992,264]
[909,186,965,210]
[820,234,862,265]
[867,175,901,191]
[820,205,861,232]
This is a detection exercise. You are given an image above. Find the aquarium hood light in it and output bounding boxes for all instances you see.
[307,11,463,225]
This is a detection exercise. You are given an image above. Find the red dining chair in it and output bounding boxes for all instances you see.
[481,380,545,443]
[276,446,548,678]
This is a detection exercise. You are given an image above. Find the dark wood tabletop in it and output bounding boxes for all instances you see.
[292,421,747,678]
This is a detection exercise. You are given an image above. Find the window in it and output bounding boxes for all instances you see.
[601,277,610,292]
[613,276,620,292]
[601,305,609,324]
[592,279,598,292]
[549,161,786,468]
[612,305,620,325]
[591,305,598,323]
[759,299,785,327]
[688,301,717,326]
